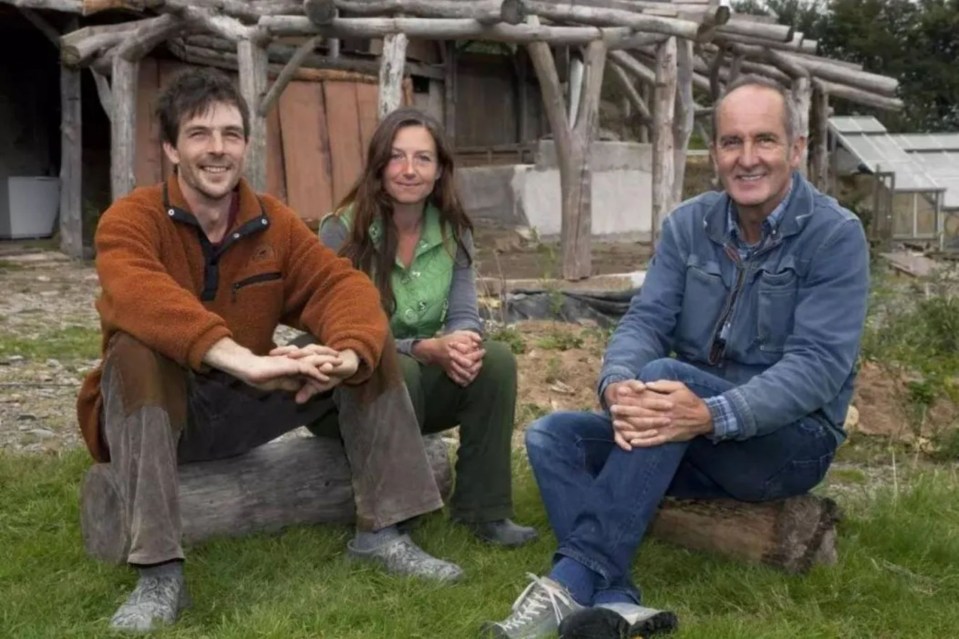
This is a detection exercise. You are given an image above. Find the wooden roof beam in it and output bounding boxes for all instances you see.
[325,0,528,25]
[525,1,702,40]
[819,80,903,111]
[260,16,671,48]
[729,42,898,96]
[716,16,793,43]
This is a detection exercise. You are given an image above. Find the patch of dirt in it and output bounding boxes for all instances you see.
[0,247,101,454]
[2,237,957,459]
[852,361,959,444]
[472,225,652,281]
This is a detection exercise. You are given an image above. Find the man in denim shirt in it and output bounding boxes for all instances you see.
[482,75,869,639]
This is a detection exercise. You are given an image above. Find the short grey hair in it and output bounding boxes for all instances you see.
[711,74,801,144]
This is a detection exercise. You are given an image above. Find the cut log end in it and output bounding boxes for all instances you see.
[303,0,336,26]
[500,0,527,26]
[650,494,841,574]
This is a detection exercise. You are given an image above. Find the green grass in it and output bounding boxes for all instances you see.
[0,259,25,271]
[2,450,959,638]
[0,326,101,361]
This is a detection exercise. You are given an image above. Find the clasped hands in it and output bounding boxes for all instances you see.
[603,379,714,451]
[241,344,359,404]
[412,330,484,387]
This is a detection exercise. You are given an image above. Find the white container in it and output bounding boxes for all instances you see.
[0,177,61,240]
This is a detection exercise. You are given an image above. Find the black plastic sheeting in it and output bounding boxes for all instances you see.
[480,287,640,327]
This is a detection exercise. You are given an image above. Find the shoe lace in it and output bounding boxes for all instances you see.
[501,574,574,631]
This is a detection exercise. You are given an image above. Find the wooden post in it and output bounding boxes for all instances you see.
[568,52,584,126]
[60,63,83,258]
[609,62,650,122]
[810,82,829,191]
[258,36,320,116]
[443,40,457,143]
[238,38,269,192]
[110,56,138,200]
[792,75,811,177]
[527,32,606,279]
[515,48,529,143]
[379,32,408,118]
[672,38,694,206]
[639,82,651,143]
[652,36,677,247]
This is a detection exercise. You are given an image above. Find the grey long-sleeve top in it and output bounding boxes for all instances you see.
[319,219,483,355]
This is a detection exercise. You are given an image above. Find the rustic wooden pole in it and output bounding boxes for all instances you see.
[260,16,668,49]
[110,56,137,200]
[811,82,829,191]
[334,0,526,24]
[180,34,444,80]
[717,18,793,43]
[258,35,320,116]
[527,21,606,279]
[792,75,811,177]
[672,38,694,206]
[708,46,724,101]
[515,49,529,143]
[819,80,903,112]
[525,1,701,40]
[567,52,584,126]
[609,61,651,121]
[60,37,84,259]
[639,82,651,143]
[238,39,269,192]
[443,40,457,143]
[378,32,408,118]
[651,36,677,247]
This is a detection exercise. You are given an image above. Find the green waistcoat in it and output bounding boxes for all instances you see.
[331,204,456,339]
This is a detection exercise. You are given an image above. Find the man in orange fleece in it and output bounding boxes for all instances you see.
[77,68,461,633]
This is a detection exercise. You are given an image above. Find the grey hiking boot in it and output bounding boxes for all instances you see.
[481,574,584,639]
[347,533,464,582]
[109,574,191,632]
[466,519,539,548]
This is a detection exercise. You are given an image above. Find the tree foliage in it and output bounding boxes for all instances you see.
[732,0,959,131]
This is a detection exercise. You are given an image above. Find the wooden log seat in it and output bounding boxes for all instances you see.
[650,495,841,574]
[80,434,454,564]
[80,436,839,573]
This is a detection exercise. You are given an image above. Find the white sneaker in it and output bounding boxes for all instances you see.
[481,574,584,638]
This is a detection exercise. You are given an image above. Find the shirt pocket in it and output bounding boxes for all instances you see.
[756,266,798,353]
[231,271,283,303]
[676,259,726,355]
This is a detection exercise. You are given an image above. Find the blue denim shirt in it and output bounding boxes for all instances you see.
[700,185,791,438]
[598,172,869,444]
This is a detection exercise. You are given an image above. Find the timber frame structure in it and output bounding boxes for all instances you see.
[3,0,902,278]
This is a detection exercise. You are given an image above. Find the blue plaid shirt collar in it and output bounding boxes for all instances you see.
[726,183,792,258]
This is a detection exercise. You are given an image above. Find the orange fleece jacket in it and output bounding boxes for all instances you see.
[77,175,387,461]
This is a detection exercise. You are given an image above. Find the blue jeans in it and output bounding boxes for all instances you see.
[524,358,837,603]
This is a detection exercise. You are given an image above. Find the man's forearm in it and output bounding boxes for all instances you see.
[202,337,255,379]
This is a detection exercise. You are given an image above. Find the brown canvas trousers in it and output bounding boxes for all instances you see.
[99,332,444,566]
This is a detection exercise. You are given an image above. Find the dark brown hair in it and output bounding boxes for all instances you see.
[156,67,250,145]
[334,107,473,315]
